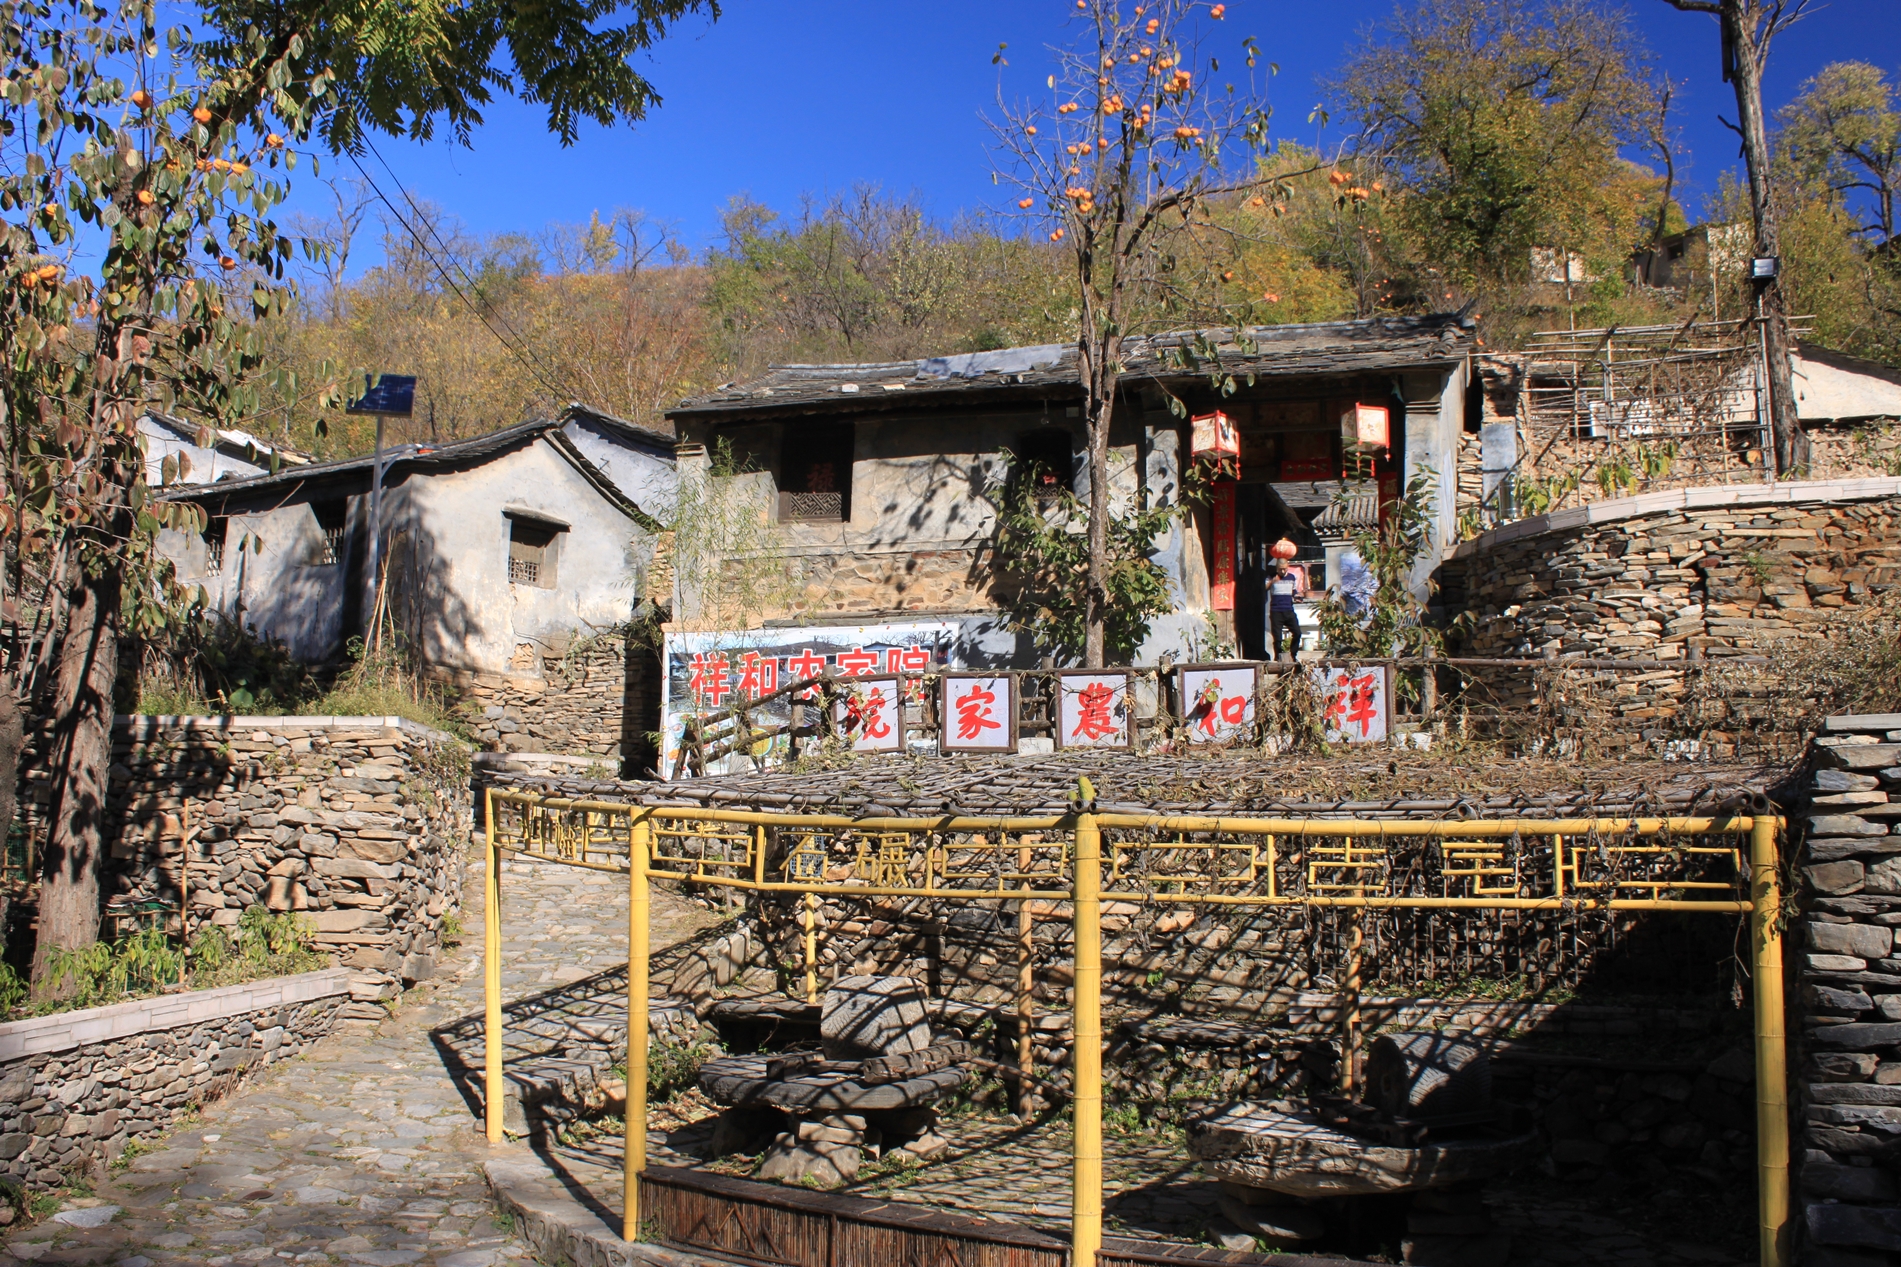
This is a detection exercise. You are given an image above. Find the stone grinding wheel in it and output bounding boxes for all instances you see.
[1363,1032,1492,1121]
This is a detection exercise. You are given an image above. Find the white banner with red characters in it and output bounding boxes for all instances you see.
[661,621,956,777]
[1055,672,1132,749]
[832,677,904,752]
[1312,665,1390,744]
[940,673,1017,753]
[1178,664,1257,743]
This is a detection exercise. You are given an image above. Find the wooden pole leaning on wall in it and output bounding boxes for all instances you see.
[1751,812,1790,1267]
[484,787,505,1144]
[624,814,652,1242]
[1070,781,1104,1267]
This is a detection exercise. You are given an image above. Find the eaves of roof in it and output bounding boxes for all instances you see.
[160,412,663,532]
[564,404,678,455]
[669,315,1473,423]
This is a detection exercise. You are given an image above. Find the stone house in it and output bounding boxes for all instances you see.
[160,406,676,771]
[1462,334,1901,531]
[664,316,1476,672]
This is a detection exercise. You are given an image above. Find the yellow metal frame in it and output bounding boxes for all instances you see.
[478,785,1789,1267]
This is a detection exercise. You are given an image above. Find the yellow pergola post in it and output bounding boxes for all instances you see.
[1071,785,1103,1266]
[803,892,820,1004]
[1751,812,1789,1267]
[484,787,505,1144]
[624,814,652,1241]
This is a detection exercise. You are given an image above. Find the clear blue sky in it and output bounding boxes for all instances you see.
[308,0,1901,271]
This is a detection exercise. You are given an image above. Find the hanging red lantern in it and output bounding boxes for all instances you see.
[1269,537,1298,561]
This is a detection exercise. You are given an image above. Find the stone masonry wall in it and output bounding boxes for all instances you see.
[1794,712,1901,1267]
[446,633,661,777]
[1437,483,1901,755]
[16,715,470,1001]
[0,969,350,1191]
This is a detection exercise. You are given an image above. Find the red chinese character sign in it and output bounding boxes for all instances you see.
[1313,665,1390,743]
[833,677,904,753]
[1055,672,1132,749]
[662,621,955,777]
[1178,665,1257,743]
[939,673,1017,754]
[1210,482,1237,611]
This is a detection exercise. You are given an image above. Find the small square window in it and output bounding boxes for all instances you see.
[1014,428,1075,503]
[778,424,854,522]
[508,517,561,589]
[308,500,347,566]
[204,517,228,575]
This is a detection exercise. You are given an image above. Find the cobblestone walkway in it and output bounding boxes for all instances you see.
[1,851,711,1267]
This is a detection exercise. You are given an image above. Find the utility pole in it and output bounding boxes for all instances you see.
[1662,0,1812,476]
[346,374,417,651]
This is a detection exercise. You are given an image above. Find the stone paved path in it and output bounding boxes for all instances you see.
[1,849,712,1267]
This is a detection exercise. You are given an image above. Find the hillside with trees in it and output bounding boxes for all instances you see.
[242,0,1897,459]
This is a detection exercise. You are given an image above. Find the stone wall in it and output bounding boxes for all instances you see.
[779,544,1003,621]
[1436,480,1901,755]
[15,715,470,997]
[1793,712,1901,1267]
[0,968,350,1191]
[446,632,661,777]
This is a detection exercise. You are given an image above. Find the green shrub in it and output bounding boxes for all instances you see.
[647,1040,717,1103]
[15,906,324,1018]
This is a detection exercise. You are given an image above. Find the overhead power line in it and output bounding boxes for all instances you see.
[339,136,576,410]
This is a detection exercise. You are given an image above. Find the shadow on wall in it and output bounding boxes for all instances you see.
[231,480,489,677]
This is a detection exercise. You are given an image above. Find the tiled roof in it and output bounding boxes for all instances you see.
[671,315,1474,420]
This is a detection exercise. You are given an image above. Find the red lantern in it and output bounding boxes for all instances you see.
[1269,537,1298,561]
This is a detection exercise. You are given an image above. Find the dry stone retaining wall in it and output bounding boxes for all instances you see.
[0,968,350,1191]
[1437,480,1901,755]
[1794,712,1901,1267]
[16,715,471,1005]
[445,632,660,776]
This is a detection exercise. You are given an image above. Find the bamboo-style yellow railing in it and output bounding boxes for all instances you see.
[477,784,1788,1267]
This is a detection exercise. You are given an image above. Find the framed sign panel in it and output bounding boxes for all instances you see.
[1054,671,1134,750]
[939,673,1018,754]
[833,677,904,753]
[1313,665,1391,744]
[1178,663,1258,744]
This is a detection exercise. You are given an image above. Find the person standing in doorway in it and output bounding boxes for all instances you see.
[1267,541,1307,662]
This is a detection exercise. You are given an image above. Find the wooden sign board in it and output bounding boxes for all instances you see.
[1178,664,1258,743]
[1054,671,1134,750]
[1313,665,1391,743]
[833,677,904,752]
[939,673,1018,754]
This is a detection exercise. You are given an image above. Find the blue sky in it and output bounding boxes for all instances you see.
[303,0,1901,272]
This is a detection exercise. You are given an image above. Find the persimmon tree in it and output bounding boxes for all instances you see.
[992,0,1302,667]
[0,0,712,996]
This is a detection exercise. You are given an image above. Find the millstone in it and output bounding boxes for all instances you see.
[1363,1033,1491,1121]
[821,975,932,1060]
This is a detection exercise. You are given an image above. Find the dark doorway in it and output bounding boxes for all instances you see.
[1234,484,1323,662]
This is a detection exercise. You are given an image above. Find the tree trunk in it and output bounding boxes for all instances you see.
[0,683,20,954]
[1723,0,1809,476]
[1083,391,1112,669]
[30,553,121,996]
[0,683,20,875]
[1078,322,1120,670]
